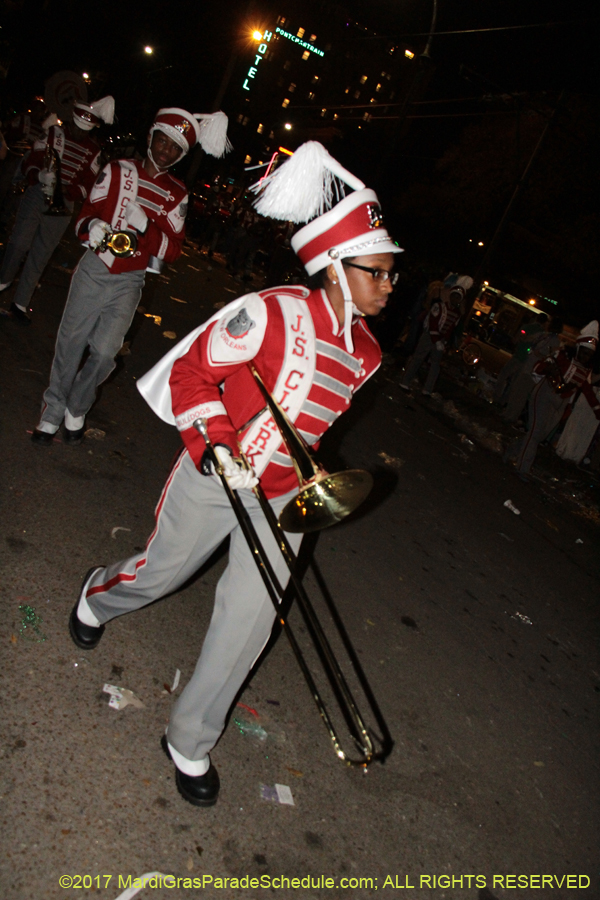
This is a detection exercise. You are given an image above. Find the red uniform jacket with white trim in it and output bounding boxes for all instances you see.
[75,159,188,274]
[24,125,101,202]
[535,350,600,418]
[425,300,461,344]
[138,286,381,499]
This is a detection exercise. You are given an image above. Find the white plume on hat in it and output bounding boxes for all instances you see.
[444,273,473,293]
[196,111,232,158]
[73,95,115,130]
[576,320,599,347]
[251,141,402,353]
[251,141,365,223]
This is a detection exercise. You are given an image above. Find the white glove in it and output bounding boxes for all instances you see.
[435,340,445,352]
[38,168,56,187]
[213,445,258,490]
[124,200,148,233]
[88,218,112,250]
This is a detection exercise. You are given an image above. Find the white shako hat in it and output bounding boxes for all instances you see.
[576,320,599,349]
[251,141,402,352]
[443,272,473,295]
[150,108,232,166]
[72,95,115,131]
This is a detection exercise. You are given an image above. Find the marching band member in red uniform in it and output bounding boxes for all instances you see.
[31,107,230,446]
[67,142,402,807]
[0,97,114,323]
[400,273,472,395]
[506,320,600,481]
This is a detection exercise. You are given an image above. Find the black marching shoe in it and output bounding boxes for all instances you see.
[69,567,105,650]
[161,735,220,807]
[9,302,32,326]
[63,425,85,446]
[31,429,55,446]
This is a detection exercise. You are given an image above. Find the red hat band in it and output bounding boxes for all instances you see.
[152,108,202,155]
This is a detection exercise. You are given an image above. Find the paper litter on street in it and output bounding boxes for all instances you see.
[103,683,144,710]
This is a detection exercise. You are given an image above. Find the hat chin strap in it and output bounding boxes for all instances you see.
[333,258,361,354]
[147,126,186,170]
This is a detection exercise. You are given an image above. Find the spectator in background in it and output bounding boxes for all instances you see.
[493,312,548,404]
[502,317,563,425]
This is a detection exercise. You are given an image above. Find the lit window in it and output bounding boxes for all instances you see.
[308,92,315,100]
[354,90,360,99]
[269,131,275,139]
[310,34,316,42]
[389,91,395,100]
[363,112,371,121]
[312,75,319,83]
[297,27,305,38]
[277,15,286,24]
[360,75,367,84]
[244,155,252,164]
[405,49,415,59]
[333,113,339,120]
[389,46,396,55]
[282,98,290,108]
[237,113,244,123]
[320,108,327,117]
[288,83,296,92]
[257,123,264,134]
[283,60,291,70]
[243,116,249,125]
[375,83,381,92]
[302,50,310,60]
[344,87,350,94]
[380,71,387,78]
[370,97,376,103]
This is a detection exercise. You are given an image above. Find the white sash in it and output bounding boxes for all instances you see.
[241,296,315,475]
[97,161,139,269]
[52,126,65,160]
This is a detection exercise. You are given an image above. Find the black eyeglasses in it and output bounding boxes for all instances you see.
[343,262,399,286]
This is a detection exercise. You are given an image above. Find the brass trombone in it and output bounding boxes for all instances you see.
[98,229,138,258]
[193,364,391,767]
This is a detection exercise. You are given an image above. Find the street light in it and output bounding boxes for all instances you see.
[284,123,292,130]
[252,30,263,41]
[144,45,154,55]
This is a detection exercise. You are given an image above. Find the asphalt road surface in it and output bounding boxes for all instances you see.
[0,234,598,900]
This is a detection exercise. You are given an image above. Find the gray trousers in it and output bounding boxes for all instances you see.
[85,450,302,763]
[508,380,567,475]
[39,250,144,426]
[401,330,444,393]
[502,370,535,423]
[493,355,524,403]
[0,183,72,308]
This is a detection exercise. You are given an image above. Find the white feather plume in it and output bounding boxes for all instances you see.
[251,141,364,223]
[196,111,232,157]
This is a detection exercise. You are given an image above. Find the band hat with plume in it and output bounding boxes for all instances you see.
[443,273,474,294]
[73,96,115,131]
[251,141,402,352]
[576,319,599,348]
[150,108,232,159]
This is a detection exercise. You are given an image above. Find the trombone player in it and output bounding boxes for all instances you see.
[68,143,402,807]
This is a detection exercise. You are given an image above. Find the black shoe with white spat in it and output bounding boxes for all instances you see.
[161,735,220,807]
[68,567,105,650]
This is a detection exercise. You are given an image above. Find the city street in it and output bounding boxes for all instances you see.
[1,237,598,900]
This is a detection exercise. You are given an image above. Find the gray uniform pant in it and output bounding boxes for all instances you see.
[401,330,443,393]
[85,449,303,763]
[39,250,144,427]
[0,183,72,309]
[502,370,535,423]
[493,355,524,403]
[508,380,567,475]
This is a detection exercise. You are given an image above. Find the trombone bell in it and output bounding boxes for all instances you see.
[99,230,138,257]
[279,469,373,533]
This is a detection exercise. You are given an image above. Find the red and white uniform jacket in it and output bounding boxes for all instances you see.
[535,350,600,418]
[425,300,461,344]
[137,286,381,499]
[25,125,101,201]
[75,159,187,274]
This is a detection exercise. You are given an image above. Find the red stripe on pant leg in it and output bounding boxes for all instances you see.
[87,448,187,598]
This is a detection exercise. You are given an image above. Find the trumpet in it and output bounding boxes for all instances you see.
[42,144,70,217]
[192,364,392,767]
[98,230,138,258]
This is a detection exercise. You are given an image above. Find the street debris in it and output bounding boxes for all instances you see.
[498,533,514,542]
[143,313,162,325]
[84,428,106,440]
[237,701,259,717]
[162,331,177,339]
[234,715,268,741]
[163,668,181,694]
[170,296,187,303]
[266,699,280,706]
[111,526,131,539]
[378,451,404,468]
[213,300,226,309]
[510,612,533,625]
[234,705,285,743]
[286,767,303,777]
[575,538,584,544]
[260,783,294,806]
[18,604,47,642]
[401,615,418,629]
[103,683,145,710]
[459,434,475,451]
[504,499,520,515]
